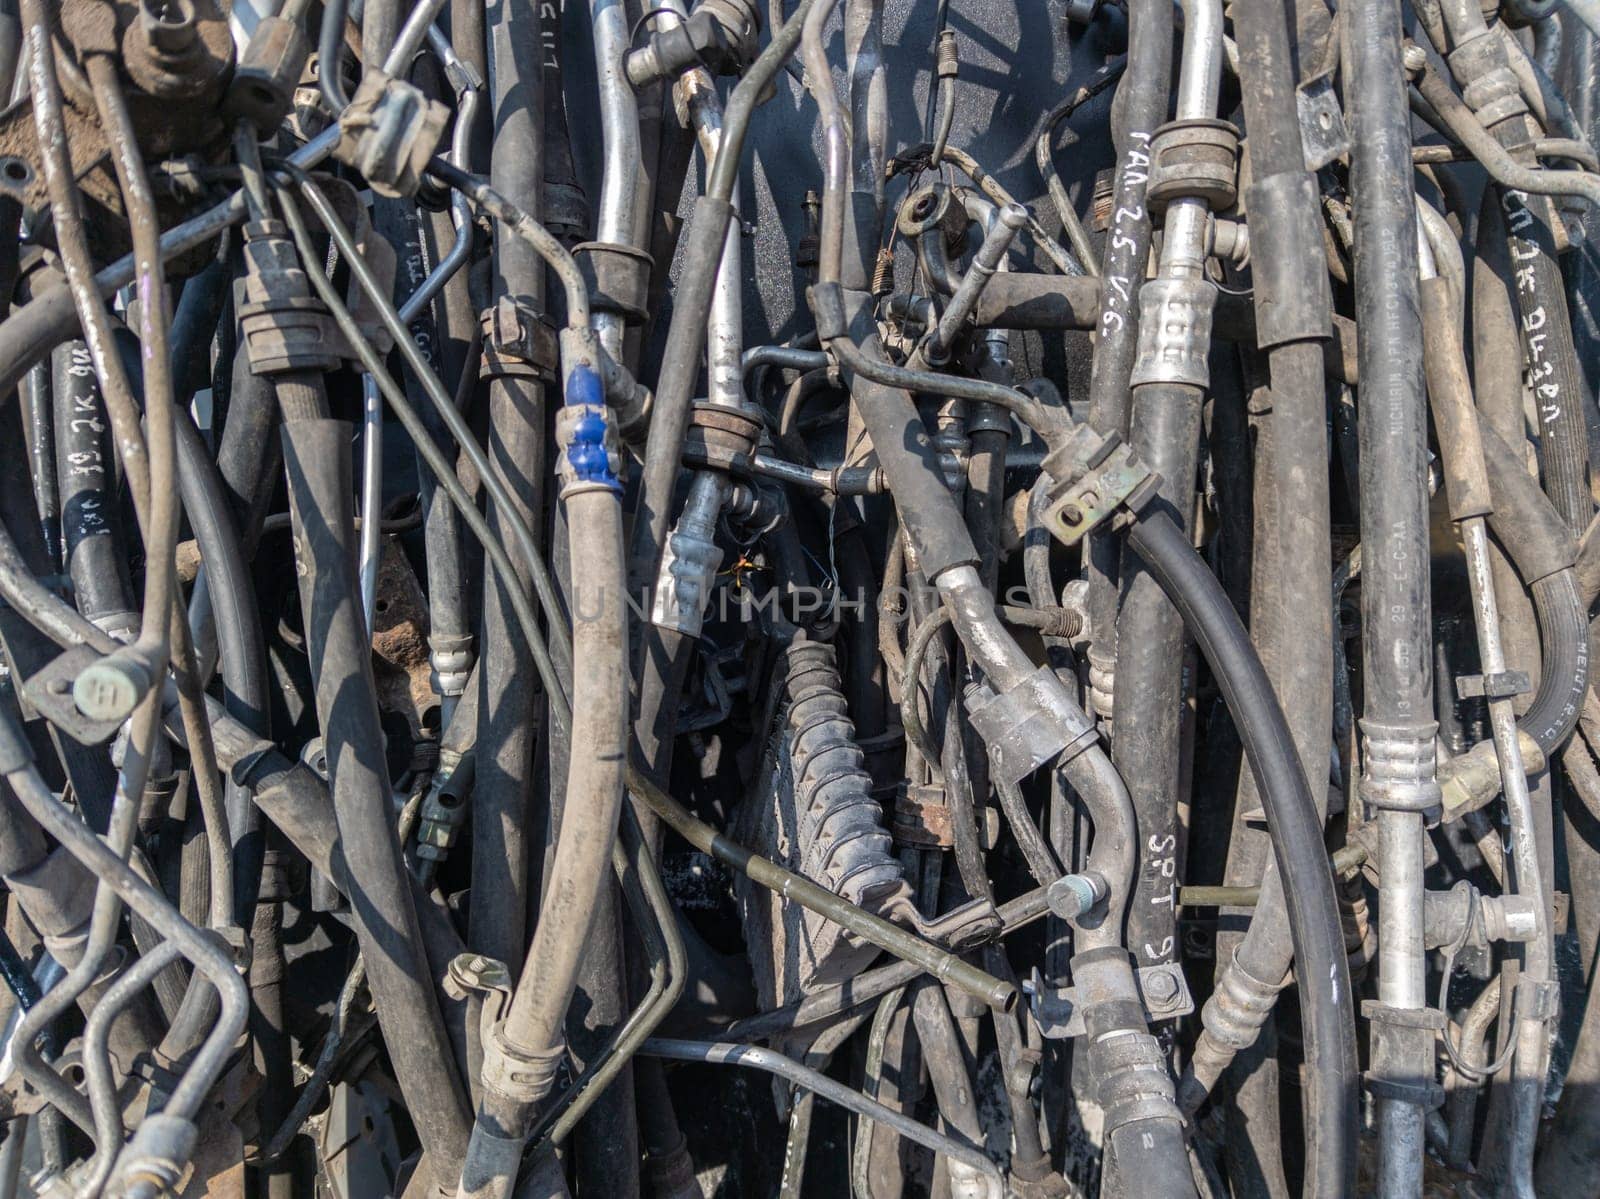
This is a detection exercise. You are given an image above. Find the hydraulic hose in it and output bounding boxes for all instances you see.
[1127,508,1359,1197]
[1349,3,1440,1193]
[628,0,820,598]
[472,0,548,978]
[1113,0,1223,980]
[279,419,471,1191]
[51,343,134,635]
[458,346,628,1198]
[1081,0,1171,711]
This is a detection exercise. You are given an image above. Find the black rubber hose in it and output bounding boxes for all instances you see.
[213,359,282,559]
[172,410,269,916]
[834,298,979,579]
[168,253,230,410]
[1477,423,1588,752]
[51,341,134,630]
[318,0,351,115]
[1082,0,1172,685]
[1126,507,1358,1196]
[1489,191,1592,533]
[279,417,471,1189]
[1113,380,1202,974]
[472,0,548,979]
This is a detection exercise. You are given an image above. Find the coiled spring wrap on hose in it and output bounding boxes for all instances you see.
[736,638,911,1004]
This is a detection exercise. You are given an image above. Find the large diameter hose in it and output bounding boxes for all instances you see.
[1349,1,1439,1191]
[1081,0,1173,708]
[457,360,629,1199]
[1196,0,1338,1168]
[280,420,472,1190]
[1127,509,1358,1197]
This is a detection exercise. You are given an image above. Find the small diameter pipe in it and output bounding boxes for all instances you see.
[1413,60,1600,210]
[642,1039,1004,1197]
[1420,249,1554,1197]
[923,203,1027,364]
[628,764,1015,1009]
[590,0,643,361]
[528,805,687,1149]
[0,736,246,1190]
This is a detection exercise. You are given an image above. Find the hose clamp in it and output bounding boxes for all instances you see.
[1030,962,1192,1039]
[334,69,451,198]
[1362,1000,1446,1110]
[1146,118,1239,212]
[445,954,565,1105]
[684,402,764,473]
[480,297,559,381]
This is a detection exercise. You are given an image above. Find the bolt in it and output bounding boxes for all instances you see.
[1061,504,1084,525]
[1143,968,1180,1005]
[1401,42,1427,75]
[1046,873,1101,920]
[47,677,70,696]
[72,654,151,722]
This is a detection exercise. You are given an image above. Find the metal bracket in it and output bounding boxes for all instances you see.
[1039,425,1161,547]
[1514,976,1561,1023]
[1455,669,1531,700]
[1028,961,1194,1039]
[1297,73,1350,171]
[21,646,126,746]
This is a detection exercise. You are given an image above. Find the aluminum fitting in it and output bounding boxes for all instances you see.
[1438,731,1546,821]
[651,526,724,637]
[1481,894,1541,944]
[964,666,1098,785]
[1200,947,1286,1052]
[1128,276,1218,389]
[555,351,623,496]
[1359,718,1442,816]
[427,632,476,699]
[115,1113,198,1196]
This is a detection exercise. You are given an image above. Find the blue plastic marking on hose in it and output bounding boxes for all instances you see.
[564,366,621,490]
[565,363,605,409]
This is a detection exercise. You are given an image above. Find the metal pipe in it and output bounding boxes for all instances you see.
[641,1039,1005,1198]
